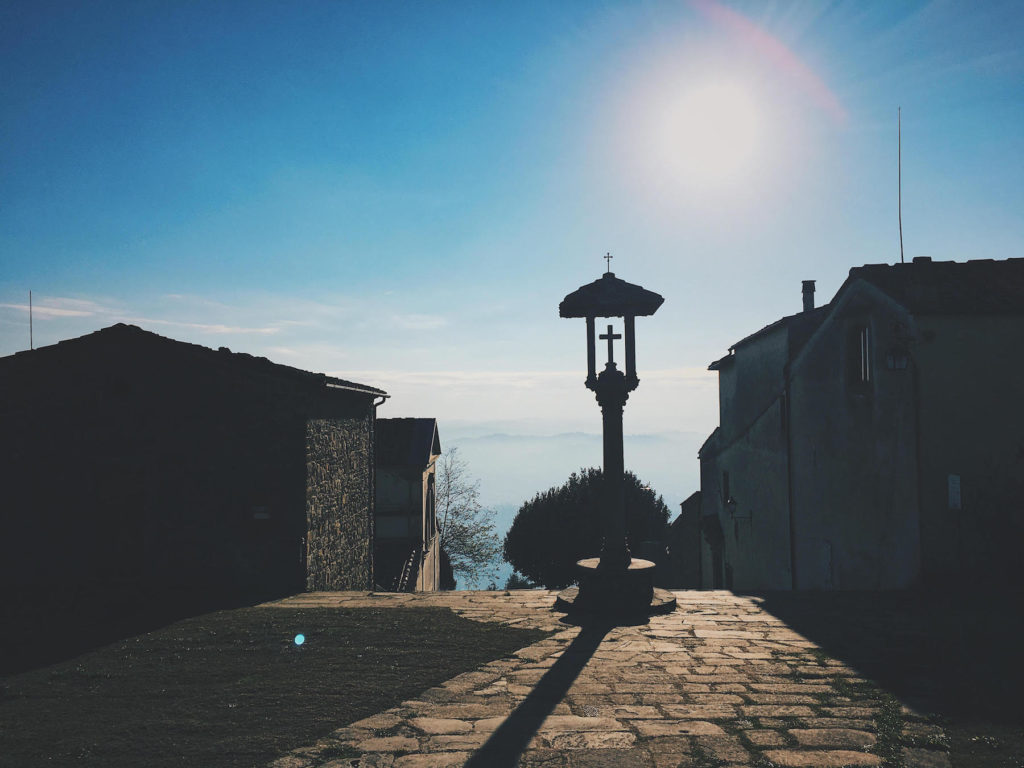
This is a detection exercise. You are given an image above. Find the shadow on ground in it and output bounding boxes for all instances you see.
[1,605,552,768]
[751,589,1024,724]
[0,587,283,674]
[466,618,614,767]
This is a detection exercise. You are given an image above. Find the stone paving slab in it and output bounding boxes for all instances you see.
[258,590,952,767]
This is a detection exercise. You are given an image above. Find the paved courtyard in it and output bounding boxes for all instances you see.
[257,591,951,768]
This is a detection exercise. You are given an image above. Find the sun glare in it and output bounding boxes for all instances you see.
[662,80,761,189]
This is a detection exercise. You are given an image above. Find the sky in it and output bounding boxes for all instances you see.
[3,1,1023,536]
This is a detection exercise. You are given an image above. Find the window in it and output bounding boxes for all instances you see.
[847,323,872,389]
[858,326,871,383]
[722,471,730,501]
[886,349,908,370]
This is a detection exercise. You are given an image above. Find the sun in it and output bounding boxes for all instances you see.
[658,80,762,190]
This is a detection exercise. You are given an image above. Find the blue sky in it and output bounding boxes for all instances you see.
[3,1,1022,514]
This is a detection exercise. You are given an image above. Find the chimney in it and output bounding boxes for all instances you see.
[801,280,815,312]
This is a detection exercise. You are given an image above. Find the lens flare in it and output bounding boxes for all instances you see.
[294,633,305,646]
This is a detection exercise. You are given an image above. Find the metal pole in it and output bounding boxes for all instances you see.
[899,107,904,264]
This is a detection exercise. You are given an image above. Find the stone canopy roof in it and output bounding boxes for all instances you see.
[559,272,664,318]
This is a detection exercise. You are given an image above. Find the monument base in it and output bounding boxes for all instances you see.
[554,557,677,618]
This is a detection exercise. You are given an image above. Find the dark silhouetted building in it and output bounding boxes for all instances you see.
[661,491,702,588]
[0,324,387,626]
[698,258,1024,590]
[375,417,452,591]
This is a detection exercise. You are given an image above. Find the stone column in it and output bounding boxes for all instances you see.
[595,363,630,571]
[585,316,597,388]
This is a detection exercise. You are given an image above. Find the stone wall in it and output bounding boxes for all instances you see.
[306,414,375,591]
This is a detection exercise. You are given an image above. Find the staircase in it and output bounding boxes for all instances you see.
[394,546,422,592]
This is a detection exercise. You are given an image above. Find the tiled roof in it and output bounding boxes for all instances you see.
[376,418,441,467]
[712,257,1023,368]
[707,353,734,371]
[3,323,388,397]
[727,304,830,356]
[697,427,720,459]
[849,257,1024,314]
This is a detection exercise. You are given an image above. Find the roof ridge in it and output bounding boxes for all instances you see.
[6,323,387,396]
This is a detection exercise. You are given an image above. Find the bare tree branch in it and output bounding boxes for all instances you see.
[436,447,501,589]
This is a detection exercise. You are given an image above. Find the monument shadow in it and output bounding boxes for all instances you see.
[466,617,616,767]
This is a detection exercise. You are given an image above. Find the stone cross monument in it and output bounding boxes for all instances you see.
[556,266,677,617]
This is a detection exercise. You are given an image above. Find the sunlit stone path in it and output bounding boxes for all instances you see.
[258,591,950,768]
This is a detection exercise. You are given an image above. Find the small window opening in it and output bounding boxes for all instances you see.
[886,349,908,370]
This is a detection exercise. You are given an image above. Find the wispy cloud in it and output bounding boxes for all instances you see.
[0,296,120,318]
[264,343,350,363]
[1,303,92,318]
[336,367,710,386]
[390,313,448,331]
[335,369,577,389]
[0,292,295,348]
[160,294,235,310]
[132,318,281,335]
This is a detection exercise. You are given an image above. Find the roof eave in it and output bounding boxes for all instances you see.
[325,379,388,398]
[708,353,734,371]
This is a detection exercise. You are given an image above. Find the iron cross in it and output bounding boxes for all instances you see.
[604,252,613,272]
[599,324,622,364]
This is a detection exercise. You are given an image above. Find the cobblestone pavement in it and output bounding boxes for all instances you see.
[257,591,951,768]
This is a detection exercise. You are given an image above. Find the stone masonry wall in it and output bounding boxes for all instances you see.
[306,414,375,591]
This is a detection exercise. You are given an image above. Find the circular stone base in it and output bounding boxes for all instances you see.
[555,586,678,617]
[554,557,677,618]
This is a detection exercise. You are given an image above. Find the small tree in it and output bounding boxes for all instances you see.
[503,467,671,589]
[505,572,538,590]
[436,447,501,589]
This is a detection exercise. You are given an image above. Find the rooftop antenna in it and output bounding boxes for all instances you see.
[898,107,904,264]
[29,290,33,350]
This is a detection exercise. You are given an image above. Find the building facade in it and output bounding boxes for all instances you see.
[0,324,387,623]
[661,491,702,589]
[699,258,1024,591]
[375,417,450,591]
